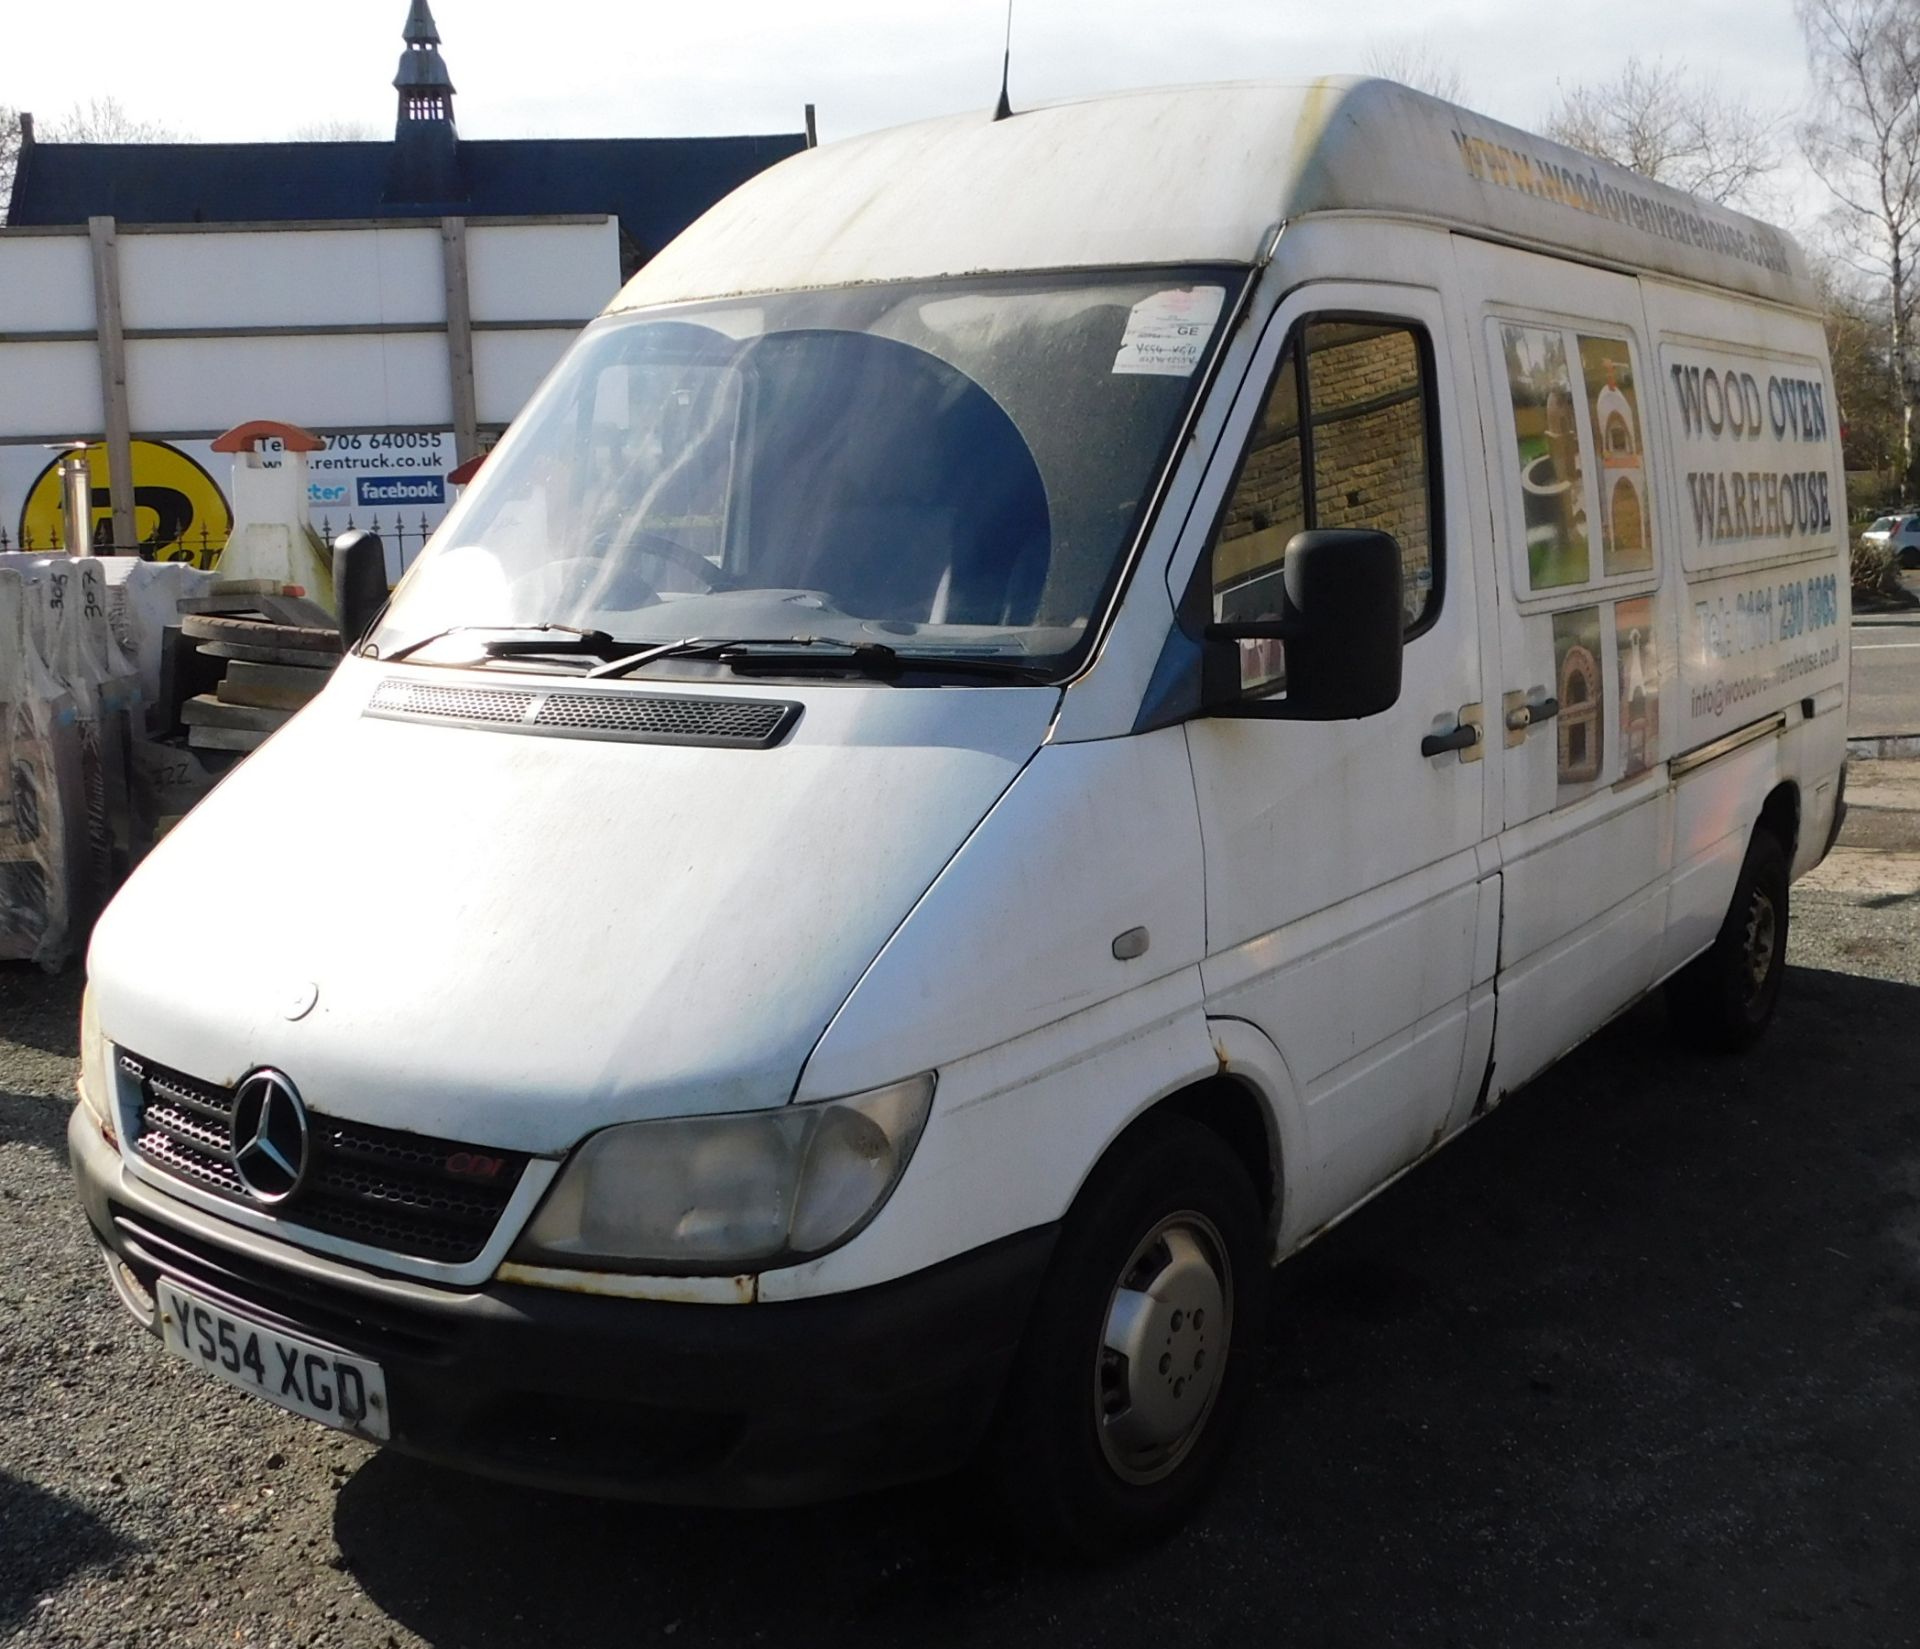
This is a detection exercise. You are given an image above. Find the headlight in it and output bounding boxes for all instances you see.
[77,986,114,1137]
[513,1074,934,1274]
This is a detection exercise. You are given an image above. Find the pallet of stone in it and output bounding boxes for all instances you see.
[180,613,342,659]
[214,659,334,712]
[177,582,336,630]
[181,693,294,755]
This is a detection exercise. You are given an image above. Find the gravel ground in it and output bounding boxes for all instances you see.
[4,793,1920,1649]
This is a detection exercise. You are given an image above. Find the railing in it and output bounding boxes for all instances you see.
[0,513,438,568]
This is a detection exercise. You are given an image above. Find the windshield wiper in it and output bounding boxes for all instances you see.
[383,623,619,664]
[587,636,1052,684]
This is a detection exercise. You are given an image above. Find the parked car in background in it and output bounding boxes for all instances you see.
[1861,514,1920,567]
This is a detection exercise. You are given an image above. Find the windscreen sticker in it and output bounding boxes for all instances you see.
[1112,286,1225,377]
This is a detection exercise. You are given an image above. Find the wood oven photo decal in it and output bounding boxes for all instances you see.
[1501,323,1590,591]
[1552,604,1606,793]
[1615,595,1658,778]
[1577,336,1653,576]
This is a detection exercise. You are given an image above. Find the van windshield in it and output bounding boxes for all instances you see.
[373,268,1241,679]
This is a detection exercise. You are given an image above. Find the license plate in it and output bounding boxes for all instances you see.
[155,1278,391,1441]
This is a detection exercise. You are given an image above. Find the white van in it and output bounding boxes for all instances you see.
[72,79,1849,1552]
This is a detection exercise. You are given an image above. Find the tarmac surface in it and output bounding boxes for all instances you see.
[1849,568,1920,740]
[3,780,1920,1648]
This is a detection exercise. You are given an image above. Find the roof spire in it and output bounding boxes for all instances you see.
[402,0,442,47]
[387,0,464,205]
[394,0,457,131]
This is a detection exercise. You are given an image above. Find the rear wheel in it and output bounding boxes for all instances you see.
[1900,545,1920,569]
[988,1115,1267,1557]
[1667,826,1790,1052]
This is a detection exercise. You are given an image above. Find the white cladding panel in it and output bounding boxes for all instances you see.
[126,333,453,431]
[0,216,613,447]
[0,236,95,331]
[467,221,620,323]
[118,227,447,331]
[473,328,578,426]
[0,342,104,437]
[615,79,1810,314]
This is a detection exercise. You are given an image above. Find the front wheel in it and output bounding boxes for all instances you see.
[1667,826,1790,1052]
[987,1115,1267,1557]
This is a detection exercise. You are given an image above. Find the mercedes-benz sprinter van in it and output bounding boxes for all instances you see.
[72,79,1849,1553]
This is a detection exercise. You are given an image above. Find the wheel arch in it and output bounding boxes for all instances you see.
[1068,1015,1305,1260]
[1759,779,1800,857]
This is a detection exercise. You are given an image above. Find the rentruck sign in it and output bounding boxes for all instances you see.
[0,215,617,561]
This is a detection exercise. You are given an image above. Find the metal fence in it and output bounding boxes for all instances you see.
[0,513,437,571]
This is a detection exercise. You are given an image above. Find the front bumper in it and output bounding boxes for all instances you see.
[70,1106,1056,1505]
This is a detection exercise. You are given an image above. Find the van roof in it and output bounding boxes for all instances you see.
[610,78,1815,314]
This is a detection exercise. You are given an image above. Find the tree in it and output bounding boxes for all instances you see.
[1544,56,1782,209]
[289,119,382,141]
[0,107,20,225]
[1799,0,1920,494]
[45,97,181,143]
[1816,258,1901,478]
[1362,38,1467,104]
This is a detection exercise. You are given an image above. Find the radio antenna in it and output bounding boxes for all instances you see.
[992,0,1015,121]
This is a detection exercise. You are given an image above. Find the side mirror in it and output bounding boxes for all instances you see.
[332,530,389,652]
[1203,528,1404,720]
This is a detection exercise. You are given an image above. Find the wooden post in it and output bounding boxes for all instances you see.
[87,215,137,552]
[440,215,480,466]
[805,103,818,148]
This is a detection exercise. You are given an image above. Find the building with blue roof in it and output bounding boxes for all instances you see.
[5,1,808,279]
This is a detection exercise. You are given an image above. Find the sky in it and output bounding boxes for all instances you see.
[2,0,1830,228]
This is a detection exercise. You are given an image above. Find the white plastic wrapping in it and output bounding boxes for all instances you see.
[0,569,85,968]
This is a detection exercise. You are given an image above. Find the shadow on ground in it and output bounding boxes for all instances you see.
[331,965,1920,1647]
[0,961,82,1061]
[0,1471,131,1636]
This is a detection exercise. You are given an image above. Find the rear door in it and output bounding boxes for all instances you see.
[1454,238,1674,1093]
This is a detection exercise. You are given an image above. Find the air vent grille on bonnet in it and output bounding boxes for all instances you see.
[365,679,800,749]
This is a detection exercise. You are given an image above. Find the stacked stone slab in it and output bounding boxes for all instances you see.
[179,605,341,758]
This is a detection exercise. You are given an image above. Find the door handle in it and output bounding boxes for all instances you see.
[1421,723,1482,757]
[1504,696,1559,732]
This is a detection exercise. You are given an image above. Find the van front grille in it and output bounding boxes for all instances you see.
[122,1052,529,1266]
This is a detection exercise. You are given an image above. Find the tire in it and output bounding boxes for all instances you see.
[987,1114,1268,1558]
[1666,826,1790,1053]
[1900,546,1920,570]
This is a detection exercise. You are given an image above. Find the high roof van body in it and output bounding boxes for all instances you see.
[72,79,1849,1550]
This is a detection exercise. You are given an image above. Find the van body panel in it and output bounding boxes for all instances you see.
[793,728,1207,1102]
[1452,235,1845,1094]
[765,965,1218,1298]
[88,658,1059,1154]
[613,81,1809,314]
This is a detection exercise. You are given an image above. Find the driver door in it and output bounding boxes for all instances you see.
[1183,282,1498,1229]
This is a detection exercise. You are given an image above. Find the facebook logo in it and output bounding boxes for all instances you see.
[357,475,447,507]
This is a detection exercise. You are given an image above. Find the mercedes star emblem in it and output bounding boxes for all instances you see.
[229,1070,311,1204]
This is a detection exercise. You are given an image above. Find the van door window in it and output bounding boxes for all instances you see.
[1304,322,1436,624]
[1210,317,1438,692]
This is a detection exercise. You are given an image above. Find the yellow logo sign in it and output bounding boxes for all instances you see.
[19,441,233,567]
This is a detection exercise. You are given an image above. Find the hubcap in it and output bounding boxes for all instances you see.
[1095,1213,1232,1484]
[1743,887,1777,997]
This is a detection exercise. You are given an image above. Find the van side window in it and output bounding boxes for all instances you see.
[1211,317,1438,692]
[1212,334,1306,691]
